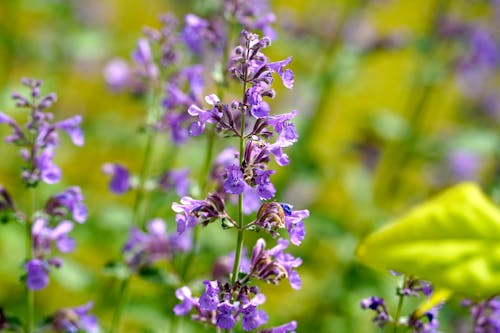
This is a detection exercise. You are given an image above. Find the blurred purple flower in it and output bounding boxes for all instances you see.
[103,58,131,90]
[102,163,130,194]
[50,302,99,333]
[447,150,481,181]
[158,168,190,196]
[25,259,49,290]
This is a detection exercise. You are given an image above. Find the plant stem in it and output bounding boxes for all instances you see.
[110,278,130,333]
[25,187,36,333]
[393,275,408,333]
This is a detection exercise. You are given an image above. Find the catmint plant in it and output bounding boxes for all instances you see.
[0,78,98,332]
[172,28,308,332]
[461,297,500,333]
[361,274,441,333]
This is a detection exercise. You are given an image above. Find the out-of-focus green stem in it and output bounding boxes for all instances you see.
[25,187,36,333]
[110,278,130,333]
[392,275,408,333]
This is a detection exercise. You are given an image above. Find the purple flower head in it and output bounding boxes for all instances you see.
[224,164,246,195]
[243,187,261,214]
[447,150,481,181]
[188,94,222,136]
[172,193,226,234]
[200,280,220,311]
[281,204,308,246]
[50,302,99,333]
[242,302,269,331]
[45,186,87,223]
[225,0,276,38]
[132,38,159,80]
[31,148,61,185]
[25,259,50,290]
[182,14,210,55]
[462,297,500,333]
[360,296,390,328]
[103,58,131,91]
[158,168,190,196]
[102,163,131,194]
[32,218,76,259]
[268,57,294,89]
[54,115,84,146]
[398,278,433,298]
[267,111,298,148]
[216,301,236,330]
[259,321,297,333]
[254,169,275,200]
[173,286,197,316]
[408,304,441,333]
[123,218,190,271]
[249,238,302,289]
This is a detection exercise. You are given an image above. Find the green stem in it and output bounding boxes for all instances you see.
[132,130,156,229]
[110,278,130,333]
[25,187,36,333]
[393,275,408,333]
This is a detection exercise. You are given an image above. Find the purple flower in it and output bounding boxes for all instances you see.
[103,58,131,90]
[158,168,190,196]
[183,14,210,55]
[447,150,481,181]
[249,238,302,289]
[282,204,308,246]
[46,186,87,223]
[360,296,390,328]
[259,321,297,333]
[216,301,236,330]
[408,305,441,333]
[102,163,130,194]
[50,302,99,333]
[34,149,61,184]
[54,115,84,146]
[268,57,294,89]
[254,169,275,200]
[243,187,261,214]
[172,193,227,234]
[25,259,49,290]
[188,94,221,136]
[123,218,190,271]
[224,165,246,195]
[242,302,269,331]
[200,280,220,311]
[462,297,500,333]
[173,286,197,316]
[132,38,159,80]
[267,111,298,148]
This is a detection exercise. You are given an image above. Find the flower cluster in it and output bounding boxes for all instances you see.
[123,218,191,272]
[26,186,87,290]
[174,281,296,332]
[0,78,83,186]
[462,297,500,333]
[43,302,99,333]
[173,27,308,331]
[361,276,441,333]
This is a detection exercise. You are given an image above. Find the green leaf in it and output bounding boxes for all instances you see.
[356,182,500,298]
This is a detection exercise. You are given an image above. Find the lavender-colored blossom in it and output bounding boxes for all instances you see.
[200,280,220,311]
[224,165,246,194]
[25,259,49,290]
[267,111,298,148]
[45,186,87,223]
[224,0,276,38]
[50,302,99,333]
[254,202,286,237]
[360,296,390,328]
[54,115,84,146]
[259,321,297,333]
[267,57,294,89]
[447,150,481,181]
[173,286,196,316]
[102,163,131,194]
[248,238,302,289]
[123,218,191,271]
[281,203,308,246]
[408,304,441,333]
[242,302,269,331]
[188,94,222,136]
[254,169,275,199]
[132,38,159,80]
[158,168,190,196]
[103,58,131,90]
[216,301,236,330]
[462,297,500,333]
[183,14,210,55]
[243,187,261,214]
[172,193,227,234]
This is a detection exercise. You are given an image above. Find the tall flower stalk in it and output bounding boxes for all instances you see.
[0,78,98,332]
